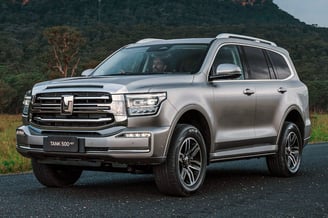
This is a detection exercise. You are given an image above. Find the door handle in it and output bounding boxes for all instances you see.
[243,88,255,96]
[278,87,287,94]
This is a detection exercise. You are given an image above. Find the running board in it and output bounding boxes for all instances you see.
[210,144,277,162]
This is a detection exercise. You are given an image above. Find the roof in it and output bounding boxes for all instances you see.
[126,33,287,54]
[127,38,215,47]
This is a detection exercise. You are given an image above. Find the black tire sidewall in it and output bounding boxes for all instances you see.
[32,159,82,187]
[170,124,207,194]
[277,122,303,176]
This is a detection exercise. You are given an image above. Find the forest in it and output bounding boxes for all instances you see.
[0,0,328,113]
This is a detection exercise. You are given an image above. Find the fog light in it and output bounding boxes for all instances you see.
[123,132,151,138]
[16,129,25,136]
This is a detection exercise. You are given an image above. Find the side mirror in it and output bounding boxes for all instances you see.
[81,69,94,76]
[210,64,242,80]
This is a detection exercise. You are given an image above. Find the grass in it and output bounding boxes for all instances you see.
[0,114,31,174]
[310,113,328,143]
[0,113,327,174]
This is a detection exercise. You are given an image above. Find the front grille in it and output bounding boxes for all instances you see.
[31,92,114,128]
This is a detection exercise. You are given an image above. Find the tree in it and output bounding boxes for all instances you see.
[0,80,17,113]
[43,26,85,78]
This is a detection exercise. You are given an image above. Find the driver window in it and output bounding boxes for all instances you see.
[212,45,244,79]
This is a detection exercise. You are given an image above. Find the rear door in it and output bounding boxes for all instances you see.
[242,46,289,145]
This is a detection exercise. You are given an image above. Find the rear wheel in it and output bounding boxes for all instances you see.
[267,122,303,177]
[154,124,207,196]
[32,159,82,187]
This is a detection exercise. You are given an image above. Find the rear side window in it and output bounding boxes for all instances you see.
[243,46,270,80]
[267,51,292,79]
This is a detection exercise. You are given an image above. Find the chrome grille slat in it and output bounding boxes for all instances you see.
[74,108,110,111]
[34,117,113,123]
[37,97,61,100]
[74,103,111,107]
[32,111,61,114]
[75,96,110,100]
[31,92,114,128]
[71,111,111,114]
[33,103,59,106]
[33,107,61,110]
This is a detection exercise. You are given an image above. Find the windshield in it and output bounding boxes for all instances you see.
[92,44,209,76]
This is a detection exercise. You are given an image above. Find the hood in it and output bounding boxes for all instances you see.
[32,74,194,95]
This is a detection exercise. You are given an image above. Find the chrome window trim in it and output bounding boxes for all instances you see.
[206,42,296,83]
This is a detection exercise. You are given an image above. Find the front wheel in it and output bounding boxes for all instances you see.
[266,122,303,177]
[32,159,82,187]
[153,124,207,196]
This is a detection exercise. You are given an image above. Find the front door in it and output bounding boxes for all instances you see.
[210,45,256,155]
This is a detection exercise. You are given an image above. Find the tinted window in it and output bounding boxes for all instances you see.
[92,44,209,76]
[267,51,291,79]
[212,45,244,79]
[243,46,270,80]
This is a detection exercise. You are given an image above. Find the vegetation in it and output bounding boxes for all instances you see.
[310,114,328,143]
[0,0,328,113]
[44,26,86,78]
[0,114,31,173]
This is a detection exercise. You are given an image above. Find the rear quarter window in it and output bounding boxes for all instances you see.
[267,51,292,79]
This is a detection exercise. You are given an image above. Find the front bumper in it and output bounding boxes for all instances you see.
[16,125,170,166]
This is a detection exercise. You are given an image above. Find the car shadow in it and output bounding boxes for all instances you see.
[23,158,281,199]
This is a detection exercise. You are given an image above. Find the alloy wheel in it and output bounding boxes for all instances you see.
[285,131,301,173]
[178,137,203,188]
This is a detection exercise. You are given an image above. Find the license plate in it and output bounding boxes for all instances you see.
[44,136,78,152]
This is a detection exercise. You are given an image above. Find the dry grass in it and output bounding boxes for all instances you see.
[0,114,31,174]
[310,113,328,143]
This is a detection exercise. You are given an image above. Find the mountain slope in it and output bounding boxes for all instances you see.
[1,0,302,27]
[0,0,328,113]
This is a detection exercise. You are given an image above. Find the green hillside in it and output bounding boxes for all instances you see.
[0,0,327,113]
[1,0,301,26]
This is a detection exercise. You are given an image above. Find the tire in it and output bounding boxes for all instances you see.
[32,159,82,187]
[266,122,303,177]
[153,124,207,196]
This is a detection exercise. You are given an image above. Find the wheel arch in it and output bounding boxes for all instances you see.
[164,105,213,163]
[280,106,305,146]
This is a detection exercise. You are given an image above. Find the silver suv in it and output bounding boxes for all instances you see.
[16,33,311,196]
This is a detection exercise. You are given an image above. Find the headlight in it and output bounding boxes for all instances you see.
[22,90,32,116]
[125,92,166,116]
[111,95,127,122]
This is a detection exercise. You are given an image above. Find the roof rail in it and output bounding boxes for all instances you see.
[136,38,164,44]
[216,33,277,47]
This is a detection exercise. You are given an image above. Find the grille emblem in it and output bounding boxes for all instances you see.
[61,95,74,115]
